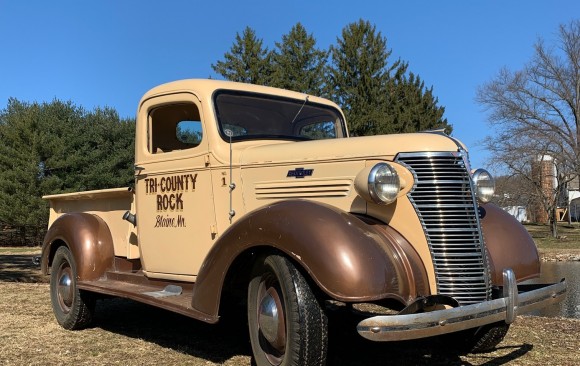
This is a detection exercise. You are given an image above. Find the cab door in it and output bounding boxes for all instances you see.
[135,93,216,281]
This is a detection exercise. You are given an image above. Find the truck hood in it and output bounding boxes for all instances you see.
[240,133,463,165]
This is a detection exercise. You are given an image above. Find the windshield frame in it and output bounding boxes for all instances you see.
[212,89,347,143]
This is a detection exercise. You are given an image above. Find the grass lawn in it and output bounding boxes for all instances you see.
[0,246,41,255]
[524,222,580,250]
[0,223,578,365]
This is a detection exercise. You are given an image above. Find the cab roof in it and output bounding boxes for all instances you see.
[139,79,341,110]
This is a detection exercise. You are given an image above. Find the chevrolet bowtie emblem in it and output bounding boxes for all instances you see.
[287,168,314,178]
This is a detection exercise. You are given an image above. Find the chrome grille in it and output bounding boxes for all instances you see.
[396,152,491,305]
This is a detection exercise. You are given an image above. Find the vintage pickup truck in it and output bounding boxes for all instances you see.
[40,79,566,366]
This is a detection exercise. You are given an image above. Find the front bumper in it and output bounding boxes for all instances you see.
[357,269,567,341]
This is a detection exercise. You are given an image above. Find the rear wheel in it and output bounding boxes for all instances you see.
[248,255,328,366]
[50,246,95,330]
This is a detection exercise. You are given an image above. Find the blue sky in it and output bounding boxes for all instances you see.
[1,0,578,169]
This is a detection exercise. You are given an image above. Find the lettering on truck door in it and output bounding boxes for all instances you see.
[135,95,216,280]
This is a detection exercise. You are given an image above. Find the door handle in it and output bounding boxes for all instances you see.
[134,165,146,177]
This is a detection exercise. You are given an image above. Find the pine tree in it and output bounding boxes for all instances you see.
[70,107,135,190]
[270,23,328,95]
[390,72,451,134]
[0,99,135,235]
[0,99,48,227]
[211,27,271,85]
[328,19,407,136]
[211,20,451,136]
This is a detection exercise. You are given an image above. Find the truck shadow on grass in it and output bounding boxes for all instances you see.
[328,334,533,366]
[93,298,252,363]
[326,310,533,366]
[0,254,47,283]
[92,297,533,366]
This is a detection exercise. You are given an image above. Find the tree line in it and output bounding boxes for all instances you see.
[1,19,452,242]
[2,19,574,243]
[0,99,135,240]
[212,20,452,136]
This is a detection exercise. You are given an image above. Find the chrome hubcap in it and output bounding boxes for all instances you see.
[57,267,73,310]
[256,282,286,365]
[259,290,280,345]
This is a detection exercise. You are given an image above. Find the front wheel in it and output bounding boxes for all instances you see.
[444,321,510,353]
[248,255,328,366]
[50,246,95,330]
[467,322,510,353]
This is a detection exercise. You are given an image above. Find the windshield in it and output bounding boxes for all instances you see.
[214,91,346,141]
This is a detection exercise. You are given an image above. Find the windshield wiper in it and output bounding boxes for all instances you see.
[290,95,309,124]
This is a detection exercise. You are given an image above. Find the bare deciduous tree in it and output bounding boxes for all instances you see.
[477,20,580,237]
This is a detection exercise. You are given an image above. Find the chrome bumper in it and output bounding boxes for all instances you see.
[357,269,567,341]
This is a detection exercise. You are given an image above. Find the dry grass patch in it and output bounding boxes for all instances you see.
[1,252,578,365]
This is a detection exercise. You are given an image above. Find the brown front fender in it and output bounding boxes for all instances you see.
[192,200,430,318]
[480,203,540,285]
[41,213,114,281]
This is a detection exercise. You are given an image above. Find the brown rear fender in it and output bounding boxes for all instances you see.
[480,203,540,285]
[41,213,115,281]
[192,200,430,318]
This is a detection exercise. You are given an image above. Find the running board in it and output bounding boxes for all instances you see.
[78,277,218,324]
[144,285,183,298]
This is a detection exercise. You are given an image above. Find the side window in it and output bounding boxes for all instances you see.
[150,103,203,154]
[177,121,203,145]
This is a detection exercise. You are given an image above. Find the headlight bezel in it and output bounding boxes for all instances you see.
[472,168,495,203]
[360,163,401,205]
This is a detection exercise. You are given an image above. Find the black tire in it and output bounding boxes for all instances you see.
[468,322,510,353]
[50,246,95,330]
[445,321,509,353]
[248,255,328,366]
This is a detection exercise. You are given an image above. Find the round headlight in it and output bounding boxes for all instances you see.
[472,168,495,203]
[368,163,400,205]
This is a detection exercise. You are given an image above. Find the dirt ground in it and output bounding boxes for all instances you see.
[1,250,579,365]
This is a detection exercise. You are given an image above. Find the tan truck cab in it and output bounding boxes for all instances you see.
[41,79,566,366]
